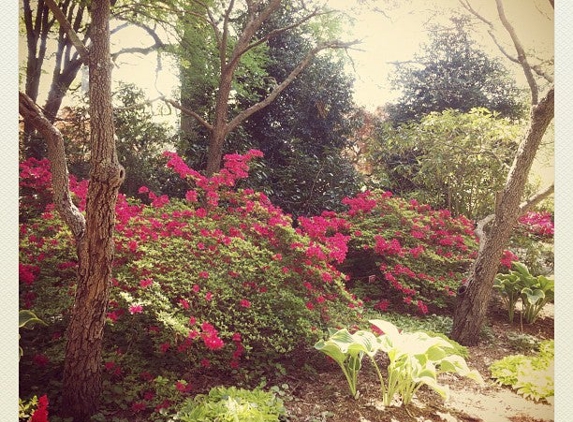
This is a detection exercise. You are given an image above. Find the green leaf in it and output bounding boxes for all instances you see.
[521,288,545,305]
[19,310,46,329]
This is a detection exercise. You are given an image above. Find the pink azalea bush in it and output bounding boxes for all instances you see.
[298,193,481,314]
[19,150,532,418]
[19,151,361,415]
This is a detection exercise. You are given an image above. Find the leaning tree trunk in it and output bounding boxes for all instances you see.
[61,0,124,419]
[451,87,554,345]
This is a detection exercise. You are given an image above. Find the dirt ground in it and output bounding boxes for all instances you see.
[280,304,554,422]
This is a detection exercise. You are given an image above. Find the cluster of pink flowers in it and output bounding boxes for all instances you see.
[518,211,554,237]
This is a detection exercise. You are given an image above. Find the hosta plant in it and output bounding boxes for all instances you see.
[313,328,381,398]
[494,262,554,324]
[315,320,483,406]
[489,340,554,404]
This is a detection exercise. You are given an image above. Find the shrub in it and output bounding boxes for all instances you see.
[19,151,361,416]
[298,191,479,314]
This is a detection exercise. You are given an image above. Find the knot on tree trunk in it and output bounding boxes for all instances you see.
[91,162,125,188]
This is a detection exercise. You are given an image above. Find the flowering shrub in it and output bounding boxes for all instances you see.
[517,211,554,238]
[19,151,361,415]
[298,192,479,314]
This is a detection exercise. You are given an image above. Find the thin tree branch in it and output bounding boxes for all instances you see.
[162,98,213,131]
[226,40,360,134]
[495,0,539,104]
[519,184,554,214]
[44,0,89,64]
[239,8,325,57]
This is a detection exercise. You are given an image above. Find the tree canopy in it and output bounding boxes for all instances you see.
[386,17,525,124]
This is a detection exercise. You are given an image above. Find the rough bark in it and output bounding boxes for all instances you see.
[451,87,554,345]
[60,0,124,420]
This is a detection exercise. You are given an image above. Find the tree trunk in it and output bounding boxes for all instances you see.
[451,87,554,345]
[61,0,124,419]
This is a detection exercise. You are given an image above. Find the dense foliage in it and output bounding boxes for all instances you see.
[366,108,521,219]
[386,17,525,124]
[19,149,547,420]
[19,151,363,417]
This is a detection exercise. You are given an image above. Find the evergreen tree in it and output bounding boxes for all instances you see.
[387,17,525,124]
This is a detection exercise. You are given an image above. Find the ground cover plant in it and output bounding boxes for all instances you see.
[490,339,554,404]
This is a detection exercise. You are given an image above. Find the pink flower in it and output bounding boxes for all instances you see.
[199,271,209,279]
[129,304,143,314]
[32,354,49,367]
[139,278,153,288]
[185,190,198,202]
[179,298,190,309]
[500,250,519,269]
[131,401,147,412]
[30,395,49,422]
[205,292,213,301]
[175,381,190,392]
[138,186,149,194]
[240,299,251,308]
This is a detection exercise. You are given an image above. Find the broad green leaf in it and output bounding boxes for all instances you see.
[521,288,545,305]
[19,310,46,329]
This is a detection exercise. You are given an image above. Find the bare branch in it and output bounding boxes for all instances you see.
[519,184,554,214]
[495,0,539,104]
[19,92,86,238]
[239,8,326,56]
[162,98,213,131]
[44,0,89,64]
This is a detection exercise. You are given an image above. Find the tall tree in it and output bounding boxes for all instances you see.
[163,0,357,175]
[19,0,124,419]
[450,0,554,345]
[386,15,524,124]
